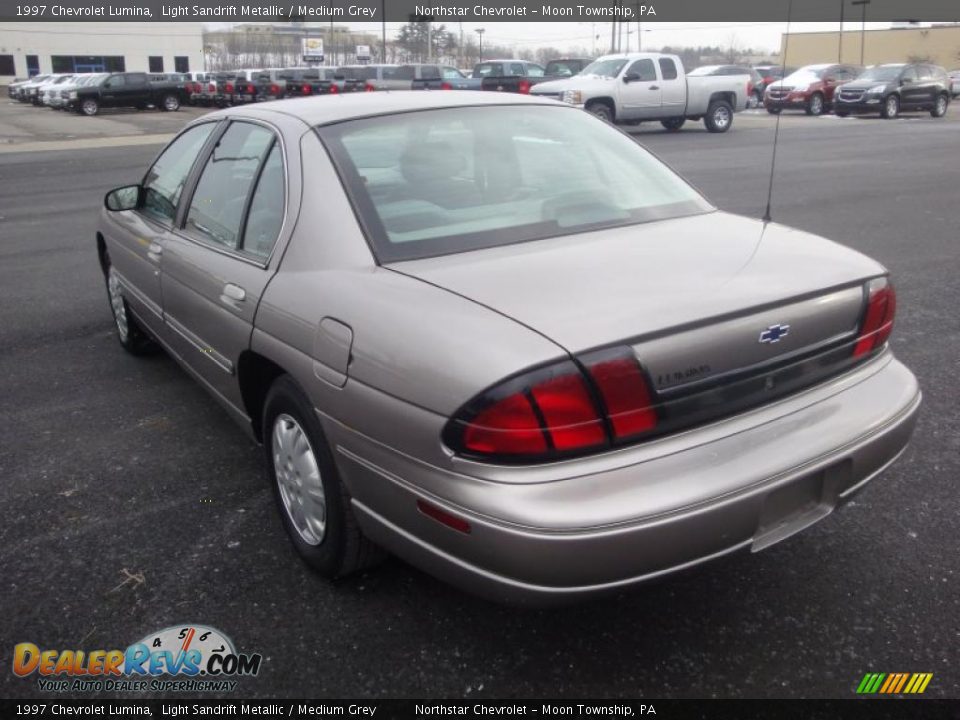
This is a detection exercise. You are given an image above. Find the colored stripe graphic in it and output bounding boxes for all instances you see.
[857,672,933,694]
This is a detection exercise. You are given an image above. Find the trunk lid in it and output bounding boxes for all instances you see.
[390,212,883,392]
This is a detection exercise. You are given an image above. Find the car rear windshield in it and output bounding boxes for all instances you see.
[318,105,712,263]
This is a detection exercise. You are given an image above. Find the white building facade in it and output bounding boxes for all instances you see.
[0,22,205,83]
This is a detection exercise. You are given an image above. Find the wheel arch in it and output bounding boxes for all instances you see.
[584,96,616,119]
[96,232,109,276]
[708,91,735,109]
[237,350,289,443]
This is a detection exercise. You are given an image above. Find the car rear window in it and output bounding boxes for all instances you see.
[318,105,712,263]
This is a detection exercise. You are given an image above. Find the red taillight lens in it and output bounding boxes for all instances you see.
[208,82,216,92]
[582,350,657,440]
[247,84,254,94]
[529,374,605,451]
[462,391,548,457]
[518,79,531,94]
[854,278,897,358]
[440,81,453,90]
[364,83,375,92]
[329,83,339,94]
[446,351,657,462]
[225,82,234,93]
[270,83,279,95]
[747,80,754,95]
[302,83,311,94]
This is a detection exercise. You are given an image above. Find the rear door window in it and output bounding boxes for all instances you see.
[658,58,678,80]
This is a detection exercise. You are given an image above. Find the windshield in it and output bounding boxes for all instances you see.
[579,58,628,78]
[319,106,711,263]
[856,66,904,82]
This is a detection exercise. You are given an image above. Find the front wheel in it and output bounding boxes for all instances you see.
[930,94,948,118]
[160,93,180,112]
[80,98,99,116]
[586,102,614,123]
[881,94,900,119]
[263,376,384,578]
[704,100,733,133]
[805,92,825,116]
[660,117,686,132]
[105,265,157,355]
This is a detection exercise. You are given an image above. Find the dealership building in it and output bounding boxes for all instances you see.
[0,22,205,84]
[782,24,960,68]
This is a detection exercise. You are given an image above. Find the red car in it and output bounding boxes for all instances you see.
[764,63,862,115]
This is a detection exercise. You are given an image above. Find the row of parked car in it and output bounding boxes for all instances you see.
[7,71,188,114]
[761,62,956,119]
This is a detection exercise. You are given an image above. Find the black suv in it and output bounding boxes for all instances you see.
[835,63,951,119]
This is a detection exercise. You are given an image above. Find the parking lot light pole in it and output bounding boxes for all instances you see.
[851,0,871,66]
[838,0,845,62]
[475,28,485,63]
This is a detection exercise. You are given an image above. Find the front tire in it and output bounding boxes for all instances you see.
[930,93,948,118]
[660,117,686,132]
[160,93,180,112]
[704,100,733,133]
[805,92,824,116]
[585,101,614,123]
[263,376,384,578]
[881,94,900,119]
[80,98,99,116]
[105,265,157,355]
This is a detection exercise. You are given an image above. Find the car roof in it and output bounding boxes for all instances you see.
[206,90,562,127]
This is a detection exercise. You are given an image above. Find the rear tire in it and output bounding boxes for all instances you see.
[586,101,614,123]
[930,93,948,118]
[704,100,733,133]
[263,375,385,578]
[660,117,686,132]
[160,93,180,112]
[881,94,900,119]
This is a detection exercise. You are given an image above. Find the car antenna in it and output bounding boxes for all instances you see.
[763,0,794,224]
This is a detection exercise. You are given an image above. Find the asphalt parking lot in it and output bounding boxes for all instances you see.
[1,97,957,699]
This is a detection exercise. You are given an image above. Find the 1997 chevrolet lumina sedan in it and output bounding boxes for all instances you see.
[97,92,920,603]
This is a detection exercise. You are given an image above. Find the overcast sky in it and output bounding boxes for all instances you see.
[242,21,900,54]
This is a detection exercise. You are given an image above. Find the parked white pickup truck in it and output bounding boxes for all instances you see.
[531,52,751,133]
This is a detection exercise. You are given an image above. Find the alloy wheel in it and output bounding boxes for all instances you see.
[272,413,326,546]
[107,268,129,342]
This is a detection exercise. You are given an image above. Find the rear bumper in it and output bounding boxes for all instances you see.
[326,353,920,604]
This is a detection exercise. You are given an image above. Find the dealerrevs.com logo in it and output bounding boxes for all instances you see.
[13,624,262,693]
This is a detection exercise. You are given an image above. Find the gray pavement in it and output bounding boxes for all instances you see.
[0,98,957,699]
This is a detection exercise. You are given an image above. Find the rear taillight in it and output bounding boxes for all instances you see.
[302,83,311,94]
[364,83,375,92]
[747,80,754,96]
[440,81,453,90]
[580,348,657,440]
[854,278,897,358]
[208,82,216,93]
[329,84,338,94]
[247,84,254,94]
[444,349,658,462]
[270,83,279,95]
[225,82,234,93]
[518,79,531,94]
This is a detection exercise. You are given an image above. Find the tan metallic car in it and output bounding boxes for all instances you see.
[97,92,920,603]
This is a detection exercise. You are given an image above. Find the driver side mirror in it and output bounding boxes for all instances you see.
[622,72,641,84]
[104,185,141,212]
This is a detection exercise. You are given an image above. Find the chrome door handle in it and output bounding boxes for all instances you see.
[222,283,246,302]
[649,85,660,90]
